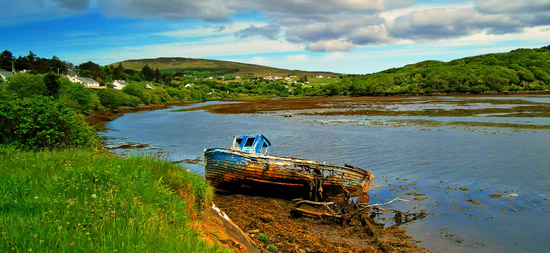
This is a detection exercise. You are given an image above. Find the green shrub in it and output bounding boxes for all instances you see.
[0,95,100,149]
[258,233,269,244]
[98,88,140,109]
[267,244,278,252]
[470,85,490,94]
[122,82,145,98]
[58,78,101,112]
[7,73,49,98]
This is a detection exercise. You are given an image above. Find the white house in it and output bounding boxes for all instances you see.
[65,75,82,84]
[113,80,128,90]
[78,77,100,88]
[0,71,13,81]
[184,83,195,88]
[145,83,155,89]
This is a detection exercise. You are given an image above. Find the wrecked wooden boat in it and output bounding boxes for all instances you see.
[204,135,374,200]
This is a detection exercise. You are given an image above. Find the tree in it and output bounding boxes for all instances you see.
[58,77,100,112]
[0,50,14,71]
[7,73,49,98]
[43,73,60,97]
[113,63,124,80]
[141,64,155,81]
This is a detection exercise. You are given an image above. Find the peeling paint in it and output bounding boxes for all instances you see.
[205,135,373,199]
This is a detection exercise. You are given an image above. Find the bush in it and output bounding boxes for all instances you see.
[98,88,141,109]
[258,233,269,244]
[0,95,100,149]
[122,82,145,98]
[58,78,101,112]
[470,85,490,94]
[7,73,49,98]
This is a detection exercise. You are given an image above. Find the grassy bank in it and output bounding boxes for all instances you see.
[0,147,226,252]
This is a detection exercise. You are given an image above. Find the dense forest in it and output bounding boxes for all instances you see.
[323,45,550,96]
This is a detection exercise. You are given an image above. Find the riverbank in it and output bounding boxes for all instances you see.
[86,100,430,252]
[84,102,193,131]
[0,147,229,252]
[214,192,427,252]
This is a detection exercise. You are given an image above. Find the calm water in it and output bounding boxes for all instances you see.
[100,98,550,252]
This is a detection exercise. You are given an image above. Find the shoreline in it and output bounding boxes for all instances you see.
[86,100,429,252]
[84,102,193,131]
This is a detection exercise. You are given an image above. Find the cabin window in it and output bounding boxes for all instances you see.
[235,137,243,146]
[261,142,269,154]
[244,137,255,147]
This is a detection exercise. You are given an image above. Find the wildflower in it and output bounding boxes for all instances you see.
[91,194,97,199]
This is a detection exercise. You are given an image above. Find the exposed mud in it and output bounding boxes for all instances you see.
[213,193,428,252]
[84,102,193,131]
[178,96,550,119]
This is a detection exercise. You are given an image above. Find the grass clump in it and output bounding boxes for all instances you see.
[0,147,222,252]
[258,233,269,244]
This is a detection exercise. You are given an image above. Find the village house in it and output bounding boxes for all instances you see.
[65,75,81,84]
[112,80,128,90]
[78,77,100,88]
[0,71,14,81]
[64,74,102,88]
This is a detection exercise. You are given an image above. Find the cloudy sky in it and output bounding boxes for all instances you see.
[1,0,549,73]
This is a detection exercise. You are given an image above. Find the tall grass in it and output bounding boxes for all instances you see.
[0,147,223,252]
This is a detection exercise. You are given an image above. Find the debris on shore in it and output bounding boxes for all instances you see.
[214,193,429,252]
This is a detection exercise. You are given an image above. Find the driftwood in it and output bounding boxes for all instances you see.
[290,198,427,228]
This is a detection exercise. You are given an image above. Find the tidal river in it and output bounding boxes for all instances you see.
[100,96,550,252]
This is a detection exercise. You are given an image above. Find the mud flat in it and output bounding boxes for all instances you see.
[84,102,192,131]
[213,193,428,252]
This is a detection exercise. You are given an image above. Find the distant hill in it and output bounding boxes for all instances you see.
[110,57,338,78]
[325,45,550,96]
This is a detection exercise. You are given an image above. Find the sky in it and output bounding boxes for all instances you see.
[1,0,549,74]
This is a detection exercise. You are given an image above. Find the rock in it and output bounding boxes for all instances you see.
[248,229,260,234]
[260,213,275,223]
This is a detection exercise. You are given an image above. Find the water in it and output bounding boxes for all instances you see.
[100,99,550,252]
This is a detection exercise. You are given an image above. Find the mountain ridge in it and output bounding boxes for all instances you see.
[110,57,339,78]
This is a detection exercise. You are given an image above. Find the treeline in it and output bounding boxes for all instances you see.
[0,50,68,74]
[308,45,550,96]
[76,62,172,85]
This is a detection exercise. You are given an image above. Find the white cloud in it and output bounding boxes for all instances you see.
[155,22,258,38]
[79,38,302,65]
[306,39,355,52]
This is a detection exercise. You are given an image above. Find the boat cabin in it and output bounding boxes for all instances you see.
[231,135,271,154]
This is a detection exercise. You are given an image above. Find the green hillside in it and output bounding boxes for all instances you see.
[313,45,550,96]
[111,57,337,78]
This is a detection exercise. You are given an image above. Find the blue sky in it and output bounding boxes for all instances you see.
[1,0,549,74]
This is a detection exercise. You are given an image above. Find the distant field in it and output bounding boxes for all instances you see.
[110,57,338,78]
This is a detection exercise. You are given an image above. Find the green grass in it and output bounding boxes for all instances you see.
[0,147,225,252]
